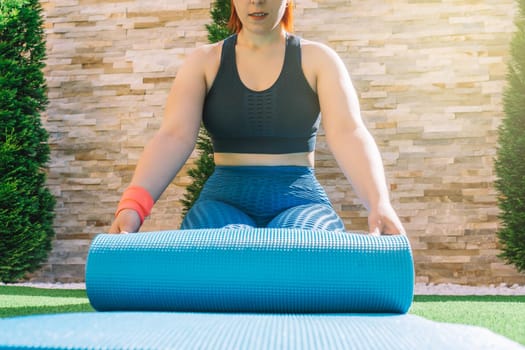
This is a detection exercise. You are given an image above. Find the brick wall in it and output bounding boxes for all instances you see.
[34,0,525,284]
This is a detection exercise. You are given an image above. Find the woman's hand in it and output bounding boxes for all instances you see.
[109,209,141,234]
[368,201,406,235]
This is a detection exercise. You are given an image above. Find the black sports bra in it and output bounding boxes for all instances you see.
[202,34,321,154]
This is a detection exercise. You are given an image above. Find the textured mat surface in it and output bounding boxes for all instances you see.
[86,229,414,313]
[1,229,522,349]
[0,312,523,350]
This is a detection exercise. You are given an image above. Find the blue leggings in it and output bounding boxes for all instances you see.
[181,166,345,231]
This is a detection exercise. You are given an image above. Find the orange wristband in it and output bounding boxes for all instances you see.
[115,186,154,224]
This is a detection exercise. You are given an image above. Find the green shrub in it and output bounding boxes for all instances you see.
[0,0,55,282]
[495,0,525,272]
[180,128,215,217]
[180,0,232,217]
[206,0,232,44]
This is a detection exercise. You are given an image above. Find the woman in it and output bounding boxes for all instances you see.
[109,0,405,235]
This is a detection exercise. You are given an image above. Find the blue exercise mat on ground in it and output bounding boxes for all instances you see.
[0,312,523,350]
[85,228,414,313]
[0,228,523,349]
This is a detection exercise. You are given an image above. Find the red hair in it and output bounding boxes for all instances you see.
[227,1,294,33]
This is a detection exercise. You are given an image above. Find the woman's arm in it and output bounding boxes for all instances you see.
[313,43,405,235]
[109,46,210,233]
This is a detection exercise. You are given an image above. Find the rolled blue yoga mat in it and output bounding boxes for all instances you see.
[86,228,414,313]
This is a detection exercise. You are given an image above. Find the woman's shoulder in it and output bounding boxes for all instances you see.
[176,40,225,83]
[180,38,232,90]
[190,34,237,60]
[299,37,340,63]
[297,37,343,77]
[185,41,222,65]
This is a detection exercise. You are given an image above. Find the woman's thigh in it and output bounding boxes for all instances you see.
[266,204,345,231]
[180,200,256,229]
[198,166,334,227]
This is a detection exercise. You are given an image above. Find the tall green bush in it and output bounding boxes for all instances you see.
[0,0,55,282]
[495,0,525,272]
[180,0,232,217]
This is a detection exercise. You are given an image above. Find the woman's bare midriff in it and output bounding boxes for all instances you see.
[214,152,314,167]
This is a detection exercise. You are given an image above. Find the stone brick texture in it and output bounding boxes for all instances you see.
[33,0,525,284]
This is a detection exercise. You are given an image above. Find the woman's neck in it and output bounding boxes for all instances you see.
[237,27,287,50]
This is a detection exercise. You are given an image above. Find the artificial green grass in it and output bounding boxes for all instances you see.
[0,286,94,318]
[1,287,524,345]
[410,295,525,346]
